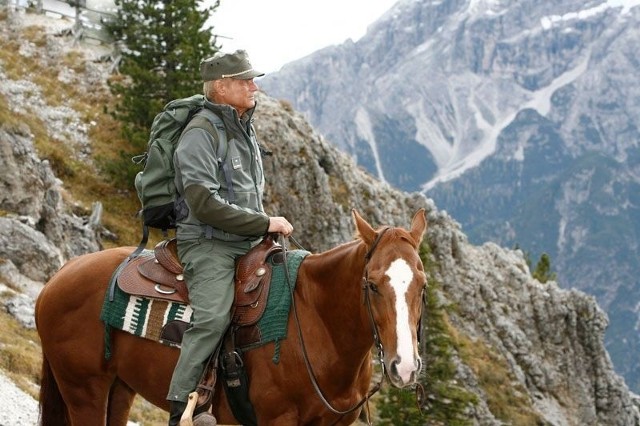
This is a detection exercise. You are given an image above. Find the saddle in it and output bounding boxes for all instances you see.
[118,239,188,303]
[117,234,283,423]
[118,235,283,328]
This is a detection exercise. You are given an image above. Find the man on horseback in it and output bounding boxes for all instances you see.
[167,49,293,425]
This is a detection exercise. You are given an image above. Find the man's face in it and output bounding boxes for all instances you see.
[217,78,259,115]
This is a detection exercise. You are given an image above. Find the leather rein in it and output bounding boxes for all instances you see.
[279,228,391,424]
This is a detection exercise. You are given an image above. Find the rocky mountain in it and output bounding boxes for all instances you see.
[259,0,640,392]
[2,6,640,425]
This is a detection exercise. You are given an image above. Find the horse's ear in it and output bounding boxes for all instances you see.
[352,209,376,246]
[409,208,427,248]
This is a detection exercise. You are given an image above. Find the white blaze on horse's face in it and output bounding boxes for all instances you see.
[385,257,422,387]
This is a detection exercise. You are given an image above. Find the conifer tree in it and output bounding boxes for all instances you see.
[515,245,557,284]
[107,0,219,150]
[532,253,556,284]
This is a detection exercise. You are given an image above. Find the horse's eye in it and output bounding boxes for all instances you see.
[368,282,379,294]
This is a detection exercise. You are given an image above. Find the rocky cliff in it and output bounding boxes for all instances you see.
[1,7,639,425]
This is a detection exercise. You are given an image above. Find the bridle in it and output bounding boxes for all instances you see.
[279,228,402,424]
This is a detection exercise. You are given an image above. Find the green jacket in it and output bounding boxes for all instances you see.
[173,99,269,241]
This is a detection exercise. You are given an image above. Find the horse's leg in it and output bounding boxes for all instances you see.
[38,354,69,425]
[40,318,115,426]
[107,378,136,426]
[53,374,113,425]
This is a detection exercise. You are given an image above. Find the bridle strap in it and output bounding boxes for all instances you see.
[362,227,392,376]
[278,231,389,421]
[363,276,386,378]
[364,227,390,261]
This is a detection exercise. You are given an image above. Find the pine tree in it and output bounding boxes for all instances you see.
[514,244,557,284]
[532,253,556,284]
[104,0,219,187]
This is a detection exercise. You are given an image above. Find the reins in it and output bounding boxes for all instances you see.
[278,229,390,424]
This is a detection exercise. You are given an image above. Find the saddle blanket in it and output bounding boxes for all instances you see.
[100,249,309,360]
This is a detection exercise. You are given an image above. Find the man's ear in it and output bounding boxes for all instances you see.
[213,79,225,95]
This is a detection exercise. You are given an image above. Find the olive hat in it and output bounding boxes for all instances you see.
[200,49,264,81]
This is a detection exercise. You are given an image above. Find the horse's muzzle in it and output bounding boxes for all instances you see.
[388,355,422,387]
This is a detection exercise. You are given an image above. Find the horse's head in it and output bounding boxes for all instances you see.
[353,208,427,388]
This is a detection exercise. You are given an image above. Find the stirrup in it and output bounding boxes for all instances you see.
[193,341,223,416]
[180,392,217,426]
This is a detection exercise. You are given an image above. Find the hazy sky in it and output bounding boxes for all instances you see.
[208,0,398,73]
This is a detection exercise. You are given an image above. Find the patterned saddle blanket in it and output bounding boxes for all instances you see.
[100,237,309,361]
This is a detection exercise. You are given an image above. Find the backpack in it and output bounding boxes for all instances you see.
[107,96,229,295]
[132,95,228,250]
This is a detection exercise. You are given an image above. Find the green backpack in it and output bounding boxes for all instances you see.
[108,95,229,295]
[134,94,228,233]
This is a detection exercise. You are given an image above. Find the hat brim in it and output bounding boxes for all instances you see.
[230,69,265,79]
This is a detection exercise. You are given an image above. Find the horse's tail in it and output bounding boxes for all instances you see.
[38,354,68,426]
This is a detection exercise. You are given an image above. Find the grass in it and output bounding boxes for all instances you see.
[129,399,167,425]
[0,95,22,131]
[0,16,155,248]
[0,294,41,400]
[453,324,545,425]
[329,174,351,210]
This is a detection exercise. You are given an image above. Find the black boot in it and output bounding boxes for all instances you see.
[168,400,187,426]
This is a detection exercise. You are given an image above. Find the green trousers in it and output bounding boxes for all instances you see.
[167,236,256,402]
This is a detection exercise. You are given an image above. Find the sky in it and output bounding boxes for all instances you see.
[207,0,399,73]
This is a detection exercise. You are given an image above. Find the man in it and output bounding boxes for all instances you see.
[167,49,293,425]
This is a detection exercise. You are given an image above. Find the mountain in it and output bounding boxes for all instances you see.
[2,6,640,424]
[259,0,640,392]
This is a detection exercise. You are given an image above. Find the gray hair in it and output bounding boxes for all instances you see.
[203,80,215,98]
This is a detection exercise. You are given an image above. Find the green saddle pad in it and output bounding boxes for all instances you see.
[100,249,309,360]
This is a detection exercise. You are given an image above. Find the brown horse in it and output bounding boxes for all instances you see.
[35,209,427,425]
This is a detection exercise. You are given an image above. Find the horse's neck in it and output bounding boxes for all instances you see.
[302,240,372,350]
[305,239,365,296]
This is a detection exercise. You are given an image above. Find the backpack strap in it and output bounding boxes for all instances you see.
[183,114,234,203]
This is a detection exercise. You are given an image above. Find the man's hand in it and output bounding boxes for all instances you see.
[268,216,294,237]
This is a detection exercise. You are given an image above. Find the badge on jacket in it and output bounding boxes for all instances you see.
[232,156,242,170]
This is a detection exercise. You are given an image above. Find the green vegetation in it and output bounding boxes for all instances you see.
[104,0,220,188]
[531,253,556,283]
[517,245,557,284]
[455,333,544,425]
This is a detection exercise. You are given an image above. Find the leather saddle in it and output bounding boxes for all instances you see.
[118,234,284,420]
[118,239,188,303]
[117,235,283,327]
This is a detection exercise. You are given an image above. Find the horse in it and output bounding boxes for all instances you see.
[35,208,427,425]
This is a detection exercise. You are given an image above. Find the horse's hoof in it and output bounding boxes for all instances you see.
[193,412,217,426]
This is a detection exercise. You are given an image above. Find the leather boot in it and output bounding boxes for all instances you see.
[168,400,187,426]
